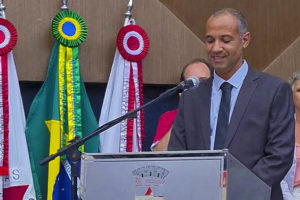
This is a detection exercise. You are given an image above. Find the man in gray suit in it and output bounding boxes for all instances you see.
[168,8,294,200]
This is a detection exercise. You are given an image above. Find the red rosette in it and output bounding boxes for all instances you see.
[0,18,17,56]
[116,24,150,62]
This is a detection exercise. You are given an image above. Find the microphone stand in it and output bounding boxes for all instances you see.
[40,84,182,200]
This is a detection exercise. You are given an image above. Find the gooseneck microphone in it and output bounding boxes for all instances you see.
[177,76,200,92]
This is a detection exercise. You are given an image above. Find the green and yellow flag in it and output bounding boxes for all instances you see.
[25,10,98,200]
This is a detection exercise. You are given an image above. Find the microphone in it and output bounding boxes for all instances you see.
[177,76,200,92]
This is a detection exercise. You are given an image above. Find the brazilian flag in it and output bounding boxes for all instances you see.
[25,10,98,200]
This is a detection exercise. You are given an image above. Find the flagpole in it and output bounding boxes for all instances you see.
[124,0,133,25]
[61,0,68,10]
[58,1,81,199]
[0,0,5,18]
[59,1,80,199]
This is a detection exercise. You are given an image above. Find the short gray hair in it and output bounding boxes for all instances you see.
[289,71,300,89]
[212,8,248,35]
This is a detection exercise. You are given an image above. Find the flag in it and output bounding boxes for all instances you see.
[0,15,36,200]
[99,20,150,153]
[25,10,99,200]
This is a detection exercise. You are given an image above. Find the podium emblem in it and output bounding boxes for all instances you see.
[132,165,169,199]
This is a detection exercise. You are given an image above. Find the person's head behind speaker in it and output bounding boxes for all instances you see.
[180,58,212,82]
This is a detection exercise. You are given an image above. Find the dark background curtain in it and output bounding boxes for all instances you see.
[20,82,179,151]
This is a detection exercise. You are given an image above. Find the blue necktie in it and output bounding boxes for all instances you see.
[214,82,233,149]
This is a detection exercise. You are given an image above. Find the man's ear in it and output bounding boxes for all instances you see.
[242,32,251,48]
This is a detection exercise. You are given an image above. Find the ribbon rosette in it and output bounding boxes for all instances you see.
[51,10,87,47]
[117,24,150,62]
[0,18,17,56]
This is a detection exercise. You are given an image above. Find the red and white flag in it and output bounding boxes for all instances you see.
[99,19,150,153]
[0,15,36,200]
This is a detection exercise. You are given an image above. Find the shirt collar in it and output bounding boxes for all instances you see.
[213,60,249,91]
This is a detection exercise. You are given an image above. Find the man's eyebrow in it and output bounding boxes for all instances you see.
[221,35,233,38]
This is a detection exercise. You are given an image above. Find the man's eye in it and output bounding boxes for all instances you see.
[223,39,231,43]
[206,38,214,43]
[222,36,232,43]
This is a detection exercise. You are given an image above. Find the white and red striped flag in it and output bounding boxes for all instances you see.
[0,15,36,199]
[98,18,150,153]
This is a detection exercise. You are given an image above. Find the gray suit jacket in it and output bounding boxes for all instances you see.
[168,67,295,200]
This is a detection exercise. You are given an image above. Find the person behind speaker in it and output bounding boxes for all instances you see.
[151,58,211,151]
[168,8,294,200]
[282,72,300,199]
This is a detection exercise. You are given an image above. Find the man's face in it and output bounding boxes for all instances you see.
[205,13,250,80]
[184,62,211,81]
[293,79,300,111]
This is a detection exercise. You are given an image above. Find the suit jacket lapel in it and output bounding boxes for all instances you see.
[198,77,213,149]
[225,68,259,147]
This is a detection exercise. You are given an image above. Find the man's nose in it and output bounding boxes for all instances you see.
[211,40,223,53]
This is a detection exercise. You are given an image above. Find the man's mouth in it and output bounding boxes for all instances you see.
[211,55,226,63]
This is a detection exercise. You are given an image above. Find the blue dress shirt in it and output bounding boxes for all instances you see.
[210,60,249,150]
